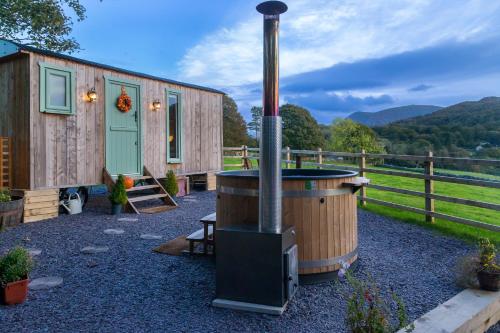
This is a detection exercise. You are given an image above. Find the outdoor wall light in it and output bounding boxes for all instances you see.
[152,99,161,111]
[87,88,97,102]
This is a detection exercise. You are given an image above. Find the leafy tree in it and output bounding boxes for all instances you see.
[319,124,332,143]
[280,104,325,150]
[328,119,385,153]
[247,106,262,147]
[0,0,87,53]
[223,95,249,147]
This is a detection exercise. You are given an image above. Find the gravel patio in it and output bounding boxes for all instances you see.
[0,190,495,332]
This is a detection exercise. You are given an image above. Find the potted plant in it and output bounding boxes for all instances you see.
[0,247,33,305]
[0,189,24,229]
[109,175,128,215]
[477,238,500,291]
[164,170,179,197]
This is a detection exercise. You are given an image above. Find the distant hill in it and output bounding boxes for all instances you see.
[348,105,442,126]
[374,97,500,157]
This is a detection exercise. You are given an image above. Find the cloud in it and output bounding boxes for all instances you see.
[281,36,500,93]
[286,91,393,112]
[229,35,500,123]
[408,84,433,92]
[177,0,500,88]
[179,1,500,123]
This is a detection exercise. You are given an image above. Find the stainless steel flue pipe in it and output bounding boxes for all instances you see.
[257,1,288,234]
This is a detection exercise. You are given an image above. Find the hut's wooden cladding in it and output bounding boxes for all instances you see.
[216,175,358,275]
[0,52,223,190]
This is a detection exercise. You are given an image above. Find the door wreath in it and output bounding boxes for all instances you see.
[116,86,132,113]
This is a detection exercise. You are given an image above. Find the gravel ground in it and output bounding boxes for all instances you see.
[0,191,497,333]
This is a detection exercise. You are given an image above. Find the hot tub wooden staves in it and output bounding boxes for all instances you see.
[216,169,360,283]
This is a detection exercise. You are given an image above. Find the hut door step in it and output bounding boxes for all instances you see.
[103,167,178,215]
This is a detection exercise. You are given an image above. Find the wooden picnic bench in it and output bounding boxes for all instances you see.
[186,213,216,255]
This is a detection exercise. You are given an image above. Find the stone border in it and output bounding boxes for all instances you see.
[398,289,500,333]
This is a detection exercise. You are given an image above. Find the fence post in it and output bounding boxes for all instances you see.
[285,146,291,169]
[424,151,435,223]
[317,147,323,169]
[295,155,302,169]
[242,145,248,169]
[359,149,366,207]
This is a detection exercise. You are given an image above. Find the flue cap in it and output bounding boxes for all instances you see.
[256,1,288,15]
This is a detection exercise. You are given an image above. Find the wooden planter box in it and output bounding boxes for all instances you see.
[0,196,24,229]
[22,189,59,223]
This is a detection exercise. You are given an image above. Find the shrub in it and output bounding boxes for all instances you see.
[109,174,128,205]
[455,256,479,289]
[0,247,33,286]
[0,189,11,203]
[164,170,179,197]
[344,274,412,333]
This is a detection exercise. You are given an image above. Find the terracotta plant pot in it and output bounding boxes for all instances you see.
[477,269,500,291]
[111,204,122,215]
[1,278,29,305]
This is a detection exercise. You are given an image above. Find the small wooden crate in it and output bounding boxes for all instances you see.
[22,189,59,223]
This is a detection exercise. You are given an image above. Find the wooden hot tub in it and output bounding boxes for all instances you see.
[216,169,361,283]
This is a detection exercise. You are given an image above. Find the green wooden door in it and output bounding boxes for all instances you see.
[105,77,142,177]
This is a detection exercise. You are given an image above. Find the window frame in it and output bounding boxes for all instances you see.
[39,62,76,115]
[166,89,183,164]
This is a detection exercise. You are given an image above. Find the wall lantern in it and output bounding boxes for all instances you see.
[152,99,161,111]
[87,88,97,102]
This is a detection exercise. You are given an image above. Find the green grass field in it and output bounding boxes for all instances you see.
[223,156,500,244]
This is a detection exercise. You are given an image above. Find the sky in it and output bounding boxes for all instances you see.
[70,0,500,123]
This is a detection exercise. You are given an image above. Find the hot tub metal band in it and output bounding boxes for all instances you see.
[217,186,352,198]
[299,247,358,269]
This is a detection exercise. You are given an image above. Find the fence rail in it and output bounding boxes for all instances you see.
[223,146,500,233]
[0,137,12,189]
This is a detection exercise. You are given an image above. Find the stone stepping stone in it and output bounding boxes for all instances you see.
[183,199,198,203]
[28,249,42,257]
[80,246,109,254]
[104,229,125,235]
[183,195,196,199]
[140,234,162,240]
[29,276,63,290]
[118,218,138,222]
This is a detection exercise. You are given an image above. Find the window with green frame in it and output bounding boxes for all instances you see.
[39,62,76,115]
[167,90,183,163]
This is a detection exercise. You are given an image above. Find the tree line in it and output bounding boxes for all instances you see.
[223,95,383,153]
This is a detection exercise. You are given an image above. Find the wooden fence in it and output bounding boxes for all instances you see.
[0,137,11,189]
[223,146,500,233]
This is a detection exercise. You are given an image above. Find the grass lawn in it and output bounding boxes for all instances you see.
[223,156,500,244]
